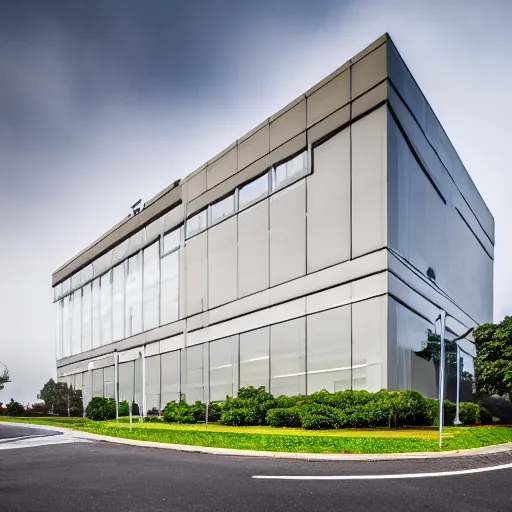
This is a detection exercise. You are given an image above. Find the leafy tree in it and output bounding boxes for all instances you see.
[474,317,512,399]
[0,364,11,392]
[6,398,25,416]
[38,378,83,417]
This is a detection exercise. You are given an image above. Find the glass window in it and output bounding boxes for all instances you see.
[62,278,71,296]
[161,350,181,405]
[185,344,208,403]
[134,357,143,412]
[55,300,63,360]
[92,368,104,397]
[100,271,113,345]
[125,253,142,338]
[93,250,113,277]
[460,350,476,402]
[209,336,238,401]
[54,283,62,302]
[128,228,146,254]
[74,372,83,393]
[145,355,161,413]
[163,227,181,255]
[146,217,164,242]
[71,272,82,291]
[210,195,234,224]
[81,264,94,284]
[81,283,92,353]
[112,239,129,266]
[119,361,135,405]
[239,327,270,391]
[92,279,101,349]
[112,264,125,342]
[270,318,306,396]
[239,173,269,209]
[143,243,160,331]
[104,366,115,398]
[160,251,179,325]
[306,306,351,393]
[186,210,207,238]
[70,290,82,355]
[272,151,307,191]
[62,295,71,358]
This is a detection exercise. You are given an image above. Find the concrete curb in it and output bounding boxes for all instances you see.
[3,422,512,461]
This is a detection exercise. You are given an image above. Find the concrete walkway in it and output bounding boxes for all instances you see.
[3,421,512,460]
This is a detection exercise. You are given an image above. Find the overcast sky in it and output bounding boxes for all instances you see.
[1,0,511,404]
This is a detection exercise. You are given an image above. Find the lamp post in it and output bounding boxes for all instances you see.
[436,311,446,448]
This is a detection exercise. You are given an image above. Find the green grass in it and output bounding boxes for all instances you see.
[1,416,511,454]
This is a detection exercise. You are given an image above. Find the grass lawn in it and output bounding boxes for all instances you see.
[1,416,512,454]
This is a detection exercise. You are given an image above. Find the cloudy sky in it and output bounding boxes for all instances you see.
[1,0,511,404]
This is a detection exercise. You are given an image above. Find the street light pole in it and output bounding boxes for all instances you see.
[437,311,446,449]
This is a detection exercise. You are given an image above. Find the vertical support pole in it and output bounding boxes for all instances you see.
[454,344,462,425]
[438,310,446,448]
[141,345,146,420]
[114,351,119,420]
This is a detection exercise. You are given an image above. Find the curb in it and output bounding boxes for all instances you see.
[3,422,512,461]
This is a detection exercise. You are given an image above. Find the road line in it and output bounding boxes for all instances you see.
[252,462,512,480]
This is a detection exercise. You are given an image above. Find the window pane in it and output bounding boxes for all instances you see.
[74,372,83,393]
[134,357,143,411]
[92,368,104,397]
[161,350,181,405]
[71,272,82,291]
[240,327,269,391]
[186,344,208,403]
[93,250,113,277]
[70,290,82,355]
[62,278,71,296]
[55,300,63,360]
[100,271,113,345]
[54,283,62,301]
[119,361,134,405]
[145,355,161,413]
[160,251,179,325]
[92,278,101,349]
[270,318,306,396]
[163,228,181,254]
[112,264,125,342]
[81,283,92,353]
[62,295,71,358]
[210,195,234,224]
[273,151,307,190]
[81,264,94,284]
[239,174,268,209]
[125,253,142,337]
[143,243,160,331]
[209,336,238,401]
[104,366,115,398]
[306,306,351,393]
[186,210,207,238]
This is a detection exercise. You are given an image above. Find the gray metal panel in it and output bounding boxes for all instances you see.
[351,43,387,99]
[238,199,269,297]
[206,146,238,190]
[307,127,351,273]
[208,216,238,308]
[307,105,350,146]
[185,231,208,317]
[187,168,207,201]
[270,180,306,286]
[352,80,388,119]
[306,69,350,128]
[238,123,270,171]
[351,106,387,258]
[270,98,306,151]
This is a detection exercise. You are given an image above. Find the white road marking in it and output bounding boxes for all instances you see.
[252,462,512,480]
[0,433,91,451]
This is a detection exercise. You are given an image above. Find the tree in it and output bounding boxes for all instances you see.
[473,316,512,399]
[0,363,11,392]
[38,378,83,417]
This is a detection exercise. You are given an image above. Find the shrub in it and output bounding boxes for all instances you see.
[459,402,481,425]
[297,404,343,430]
[206,401,222,422]
[266,407,301,427]
[221,386,276,425]
[143,416,163,423]
[118,400,129,417]
[219,408,259,426]
[300,412,337,430]
[424,398,456,426]
[25,402,49,416]
[85,397,116,421]
[162,398,199,424]
[6,399,25,416]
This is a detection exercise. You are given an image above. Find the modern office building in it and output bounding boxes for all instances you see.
[53,34,493,414]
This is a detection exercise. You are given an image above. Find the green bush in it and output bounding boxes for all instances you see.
[118,400,129,417]
[85,397,116,421]
[6,399,25,416]
[424,398,456,426]
[143,416,163,423]
[459,402,481,425]
[221,386,276,425]
[162,398,203,424]
[219,408,259,426]
[266,407,301,427]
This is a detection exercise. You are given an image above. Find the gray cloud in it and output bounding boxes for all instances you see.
[1,0,511,403]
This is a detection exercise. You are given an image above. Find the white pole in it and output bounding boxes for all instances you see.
[438,310,446,448]
[141,346,146,420]
[454,344,462,425]
[114,351,119,420]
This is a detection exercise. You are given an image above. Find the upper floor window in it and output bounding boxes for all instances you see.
[239,173,269,210]
[210,194,235,224]
[186,209,207,238]
[272,151,307,191]
[163,226,182,254]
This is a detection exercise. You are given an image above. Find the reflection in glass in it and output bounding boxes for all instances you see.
[161,350,181,405]
[209,337,238,401]
[81,283,92,353]
[273,151,307,191]
[125,253,142,337]
[112,264,125,341]
[160,251,179,325]
[143,243,160,331]
[70,290,82,355]
[186,210,207,238]
[119,361,135,405]
[92,368,104,397]
[92,279,101,349]
[55,300,63,360]
[100,271,113,345]
[145,355,161,412]
[62,295,71,358]
[239,174,268,210]
[163,228,181,254]
[186,344,208,403]
[210,194,235,224]
[240,327,270,391]
[103,366,115,398]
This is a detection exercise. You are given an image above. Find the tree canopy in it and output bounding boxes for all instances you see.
[474,316,512,398]
[0,364,10,392]
[38,378,83,417]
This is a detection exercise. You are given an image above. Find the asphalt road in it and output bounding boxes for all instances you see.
[1,424,511,512]
[0,422,61,439]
